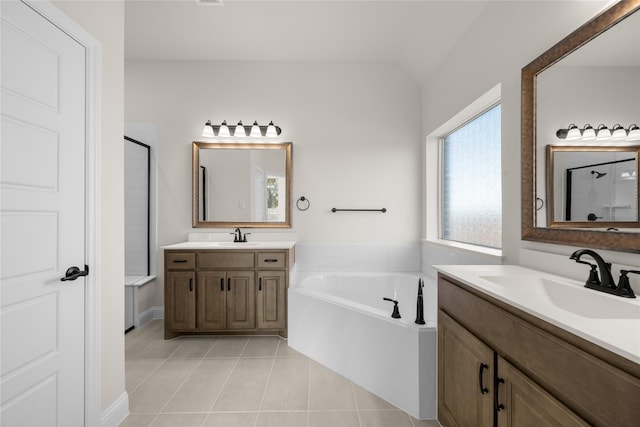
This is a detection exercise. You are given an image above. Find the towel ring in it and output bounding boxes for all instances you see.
[296,196,310,211]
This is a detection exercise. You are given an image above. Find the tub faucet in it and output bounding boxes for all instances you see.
[383,298,401,319]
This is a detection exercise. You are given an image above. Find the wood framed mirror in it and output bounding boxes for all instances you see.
[521,0,640,252]
[192,142,292,228]
[546,145,639,228]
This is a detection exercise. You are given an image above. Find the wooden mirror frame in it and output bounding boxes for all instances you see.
[546,145,640,229]
[192,141,292,228]
[521,0,640,253]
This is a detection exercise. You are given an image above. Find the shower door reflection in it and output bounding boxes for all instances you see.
[547,145,639,227]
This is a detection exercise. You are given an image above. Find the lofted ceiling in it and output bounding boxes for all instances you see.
[124,0,490,83]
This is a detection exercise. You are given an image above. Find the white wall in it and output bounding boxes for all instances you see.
[52,0,126,421]
[422,0,640,275]
[125,60,423,296]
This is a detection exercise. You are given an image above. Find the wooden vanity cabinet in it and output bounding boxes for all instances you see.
[197,270,256,331]
[165,252,196,331]
[438,311,493,427]
[164,248,292,339]
[438,273,640,427]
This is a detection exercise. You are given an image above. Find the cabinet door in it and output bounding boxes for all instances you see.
[438,310,494,427]
[256,271,286,330]
[496,357,588,427]
[226,271,256,329]
[165,271,196,330]
[197,271,226,330]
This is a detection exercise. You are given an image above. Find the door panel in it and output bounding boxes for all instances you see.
[198,272,226,330]
[257,271,286,329]
[227,272,255,329]
[438,310,494,427]
[497,357,588,427]
[1,1,86,425]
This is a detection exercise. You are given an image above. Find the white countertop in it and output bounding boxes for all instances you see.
[162,241,296,250]
[435,264,640,365]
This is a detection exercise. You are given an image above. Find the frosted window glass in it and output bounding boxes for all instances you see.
[442,104,502,249]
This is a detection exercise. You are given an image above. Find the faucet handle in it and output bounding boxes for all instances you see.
[585,264,601,287]
[617,270,639,298]
[243,232,251,242]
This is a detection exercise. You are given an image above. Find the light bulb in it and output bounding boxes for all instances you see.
[234,121,246,137]
[265,121,278,138]
[565,124,581,140]
[581,124,596,141]
[202,120,215,137]
[610,124,627,141]
[218,121,230,137]
[250,121,262,137]
[627,124,640,141]
[595,124,611,140]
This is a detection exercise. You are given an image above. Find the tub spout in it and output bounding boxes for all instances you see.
[383,297,401,319]
[415,278,425,325]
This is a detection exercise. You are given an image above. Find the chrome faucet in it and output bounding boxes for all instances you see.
[569,249,636,298]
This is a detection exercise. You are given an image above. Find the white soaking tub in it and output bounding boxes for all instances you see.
[288,272,437,420]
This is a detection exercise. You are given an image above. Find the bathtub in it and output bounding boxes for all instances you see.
[288,273,437,420]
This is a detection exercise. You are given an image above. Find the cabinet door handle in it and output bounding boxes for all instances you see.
[189,278,193,292]
[263,259,278,263]
[259,277,262,291]
[173,259,188,263]
[227,277,231,291]
[479,363,489,394]
[220,278,224,291]
[494,376,505,412]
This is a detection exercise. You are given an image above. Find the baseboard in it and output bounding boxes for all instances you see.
[100,391,129,427]
[137,306,164,327]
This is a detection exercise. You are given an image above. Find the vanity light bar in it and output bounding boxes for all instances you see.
[556,124,640,141]
[202,120,281,138]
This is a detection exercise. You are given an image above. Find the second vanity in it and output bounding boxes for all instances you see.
[436,265,640,427]
[163,241,295,339]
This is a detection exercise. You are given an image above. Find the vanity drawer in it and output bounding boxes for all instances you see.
[257,252,286,269]
[198,252,255,269]
[165,252,196,270]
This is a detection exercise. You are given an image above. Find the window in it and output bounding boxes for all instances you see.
[441,103,502,249]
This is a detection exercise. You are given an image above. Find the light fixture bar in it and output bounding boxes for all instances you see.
[556,123,640,142]
[202,120,282,138]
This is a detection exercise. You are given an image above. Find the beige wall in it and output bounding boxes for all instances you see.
[52,0,126,415]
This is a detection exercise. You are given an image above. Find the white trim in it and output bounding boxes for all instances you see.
[425,83,502,256]
[22,1,103,425]
[99,392,129,427]
[138,306,164,328]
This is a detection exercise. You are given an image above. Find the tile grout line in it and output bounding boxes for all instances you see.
[306,349,312,427]
[153,352,204,417]
[204,337,251,414]
[253,338,279,427]
[352,381,364,427]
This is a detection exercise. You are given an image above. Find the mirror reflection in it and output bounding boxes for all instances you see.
[522,1,640,251]
[547,146,639,227]
[533,4,640,229]
[192,142,292,228]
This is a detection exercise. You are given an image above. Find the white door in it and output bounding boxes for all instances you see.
[1,1,87,425]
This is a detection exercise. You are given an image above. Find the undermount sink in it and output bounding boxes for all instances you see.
[480,274,640,319]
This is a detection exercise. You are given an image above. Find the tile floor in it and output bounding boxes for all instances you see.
[121,320,439,427]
